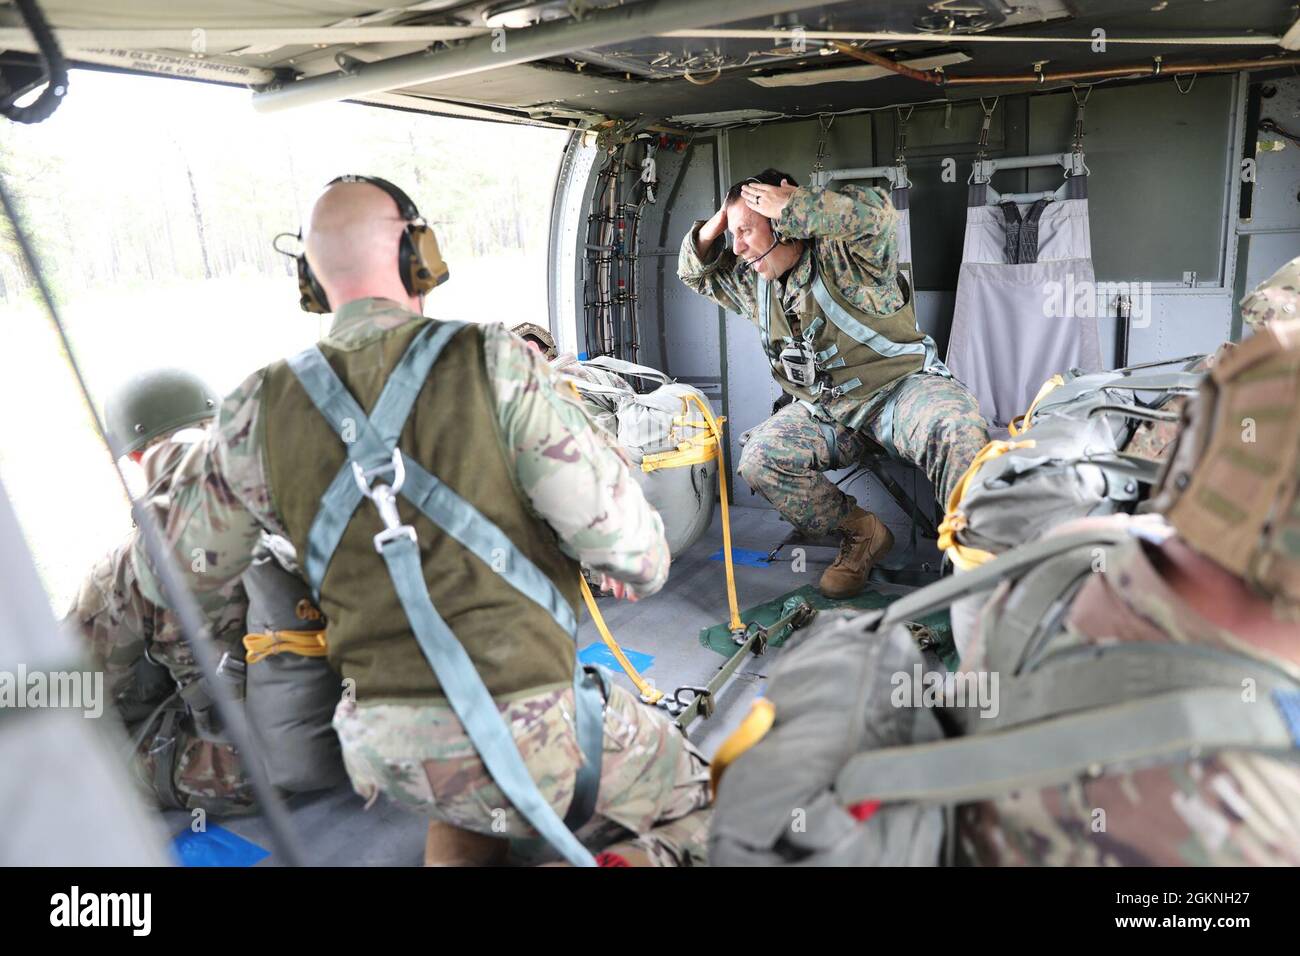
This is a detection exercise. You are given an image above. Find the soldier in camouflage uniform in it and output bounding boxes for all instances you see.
[1240,254,1299,330]
[679,169,988,597]
[959,286,1300,865]
[134,178,710,866]
[65,370,255,816]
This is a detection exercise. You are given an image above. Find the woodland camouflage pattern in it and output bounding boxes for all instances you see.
[1240,255,1300,328]
[65,434,254,816]
[334,683,711,866]
[958,518,1300,865]
[681,184,987,526]
[738,372,987,534]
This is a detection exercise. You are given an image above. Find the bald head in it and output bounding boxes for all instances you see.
[303,180,419,312]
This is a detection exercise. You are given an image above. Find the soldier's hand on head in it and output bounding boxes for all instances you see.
[698,203,729,247]
[741,179,798,220]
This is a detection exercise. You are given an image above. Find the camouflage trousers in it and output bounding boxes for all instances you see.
[130,707,256,817]
[333,682,713,866]
[737,371,989,534]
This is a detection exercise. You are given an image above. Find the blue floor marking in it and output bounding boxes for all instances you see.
[171,824,271,867]
[710,547,771,568]
[578,642,654,673]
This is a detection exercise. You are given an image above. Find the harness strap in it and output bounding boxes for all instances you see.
[397,454,577,634]
[809,254,947,376]
[836,686,1300,807]
[149,704,187,811]
[879,525,1132,630]
[1033,369,1203,418]
[378,533,597,864]
[979,642,1300,733]
[984,540,1100,675]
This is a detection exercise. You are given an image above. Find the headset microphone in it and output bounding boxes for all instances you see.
[744,233,782,268]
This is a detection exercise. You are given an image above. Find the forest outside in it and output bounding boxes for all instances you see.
[0,68,568,613]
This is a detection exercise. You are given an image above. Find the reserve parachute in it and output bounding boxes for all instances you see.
[938,354,1212,571]
[555,354,719,557]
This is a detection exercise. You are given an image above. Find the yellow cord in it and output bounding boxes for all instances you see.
[579,576,664,703]
[711,698,776,794]
[243,630,329,665]
[684,392,744,632]
[937,438,1038,570]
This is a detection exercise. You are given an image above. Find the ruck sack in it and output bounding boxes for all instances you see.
[555,355,719,557]
[709,526,1300,866]
[241,535,347,794]
[708,609,948,866]
[939,355,1208,570]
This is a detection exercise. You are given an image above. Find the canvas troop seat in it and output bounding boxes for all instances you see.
[946,96,1103,433]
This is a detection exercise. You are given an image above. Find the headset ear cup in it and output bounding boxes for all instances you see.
[406,223,450,294]
[296,254,329,313]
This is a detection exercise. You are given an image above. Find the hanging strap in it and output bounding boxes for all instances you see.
[998,201,1023,264]
[1018,198,1050,263]
[287,321,603,866]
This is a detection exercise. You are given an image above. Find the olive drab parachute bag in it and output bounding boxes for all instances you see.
[241,536,348,793]
[939,355,1210,572]
[555,355,719,557]
[709,527,1300,867]
[708,608,949,866]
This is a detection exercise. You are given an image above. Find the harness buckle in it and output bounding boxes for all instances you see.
[352,449,419,552]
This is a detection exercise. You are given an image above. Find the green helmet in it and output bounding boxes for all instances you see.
[103,368,220,456]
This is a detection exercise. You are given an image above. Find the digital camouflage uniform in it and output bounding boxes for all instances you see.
[134,299,709,866]
[678,185,988,534]
[65,435,254,816]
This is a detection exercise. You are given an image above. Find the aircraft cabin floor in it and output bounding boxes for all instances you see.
[161,506,926,866]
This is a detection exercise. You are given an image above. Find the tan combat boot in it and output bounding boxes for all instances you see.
[423,821,509,867]
[819,507,894,599]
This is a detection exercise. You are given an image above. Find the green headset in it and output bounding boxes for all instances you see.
[279,174,450,314]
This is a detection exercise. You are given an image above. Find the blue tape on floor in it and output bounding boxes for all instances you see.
[579,642,654,673]
[171,824,270,867]
[710,547,771,568]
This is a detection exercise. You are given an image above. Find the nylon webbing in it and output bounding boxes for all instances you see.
[879,526,1131,630]
[837,686,1300,806]
[978,642,1300,733]
[286,320,603,865]
[380,534,596,865]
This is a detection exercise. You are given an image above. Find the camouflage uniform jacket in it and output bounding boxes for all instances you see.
[1240,255,1300,329]
[678,184,908,427]
[132,297,670,643]
[958,516,1300,865]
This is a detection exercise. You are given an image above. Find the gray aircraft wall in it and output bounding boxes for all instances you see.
[562,72,1300,565]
